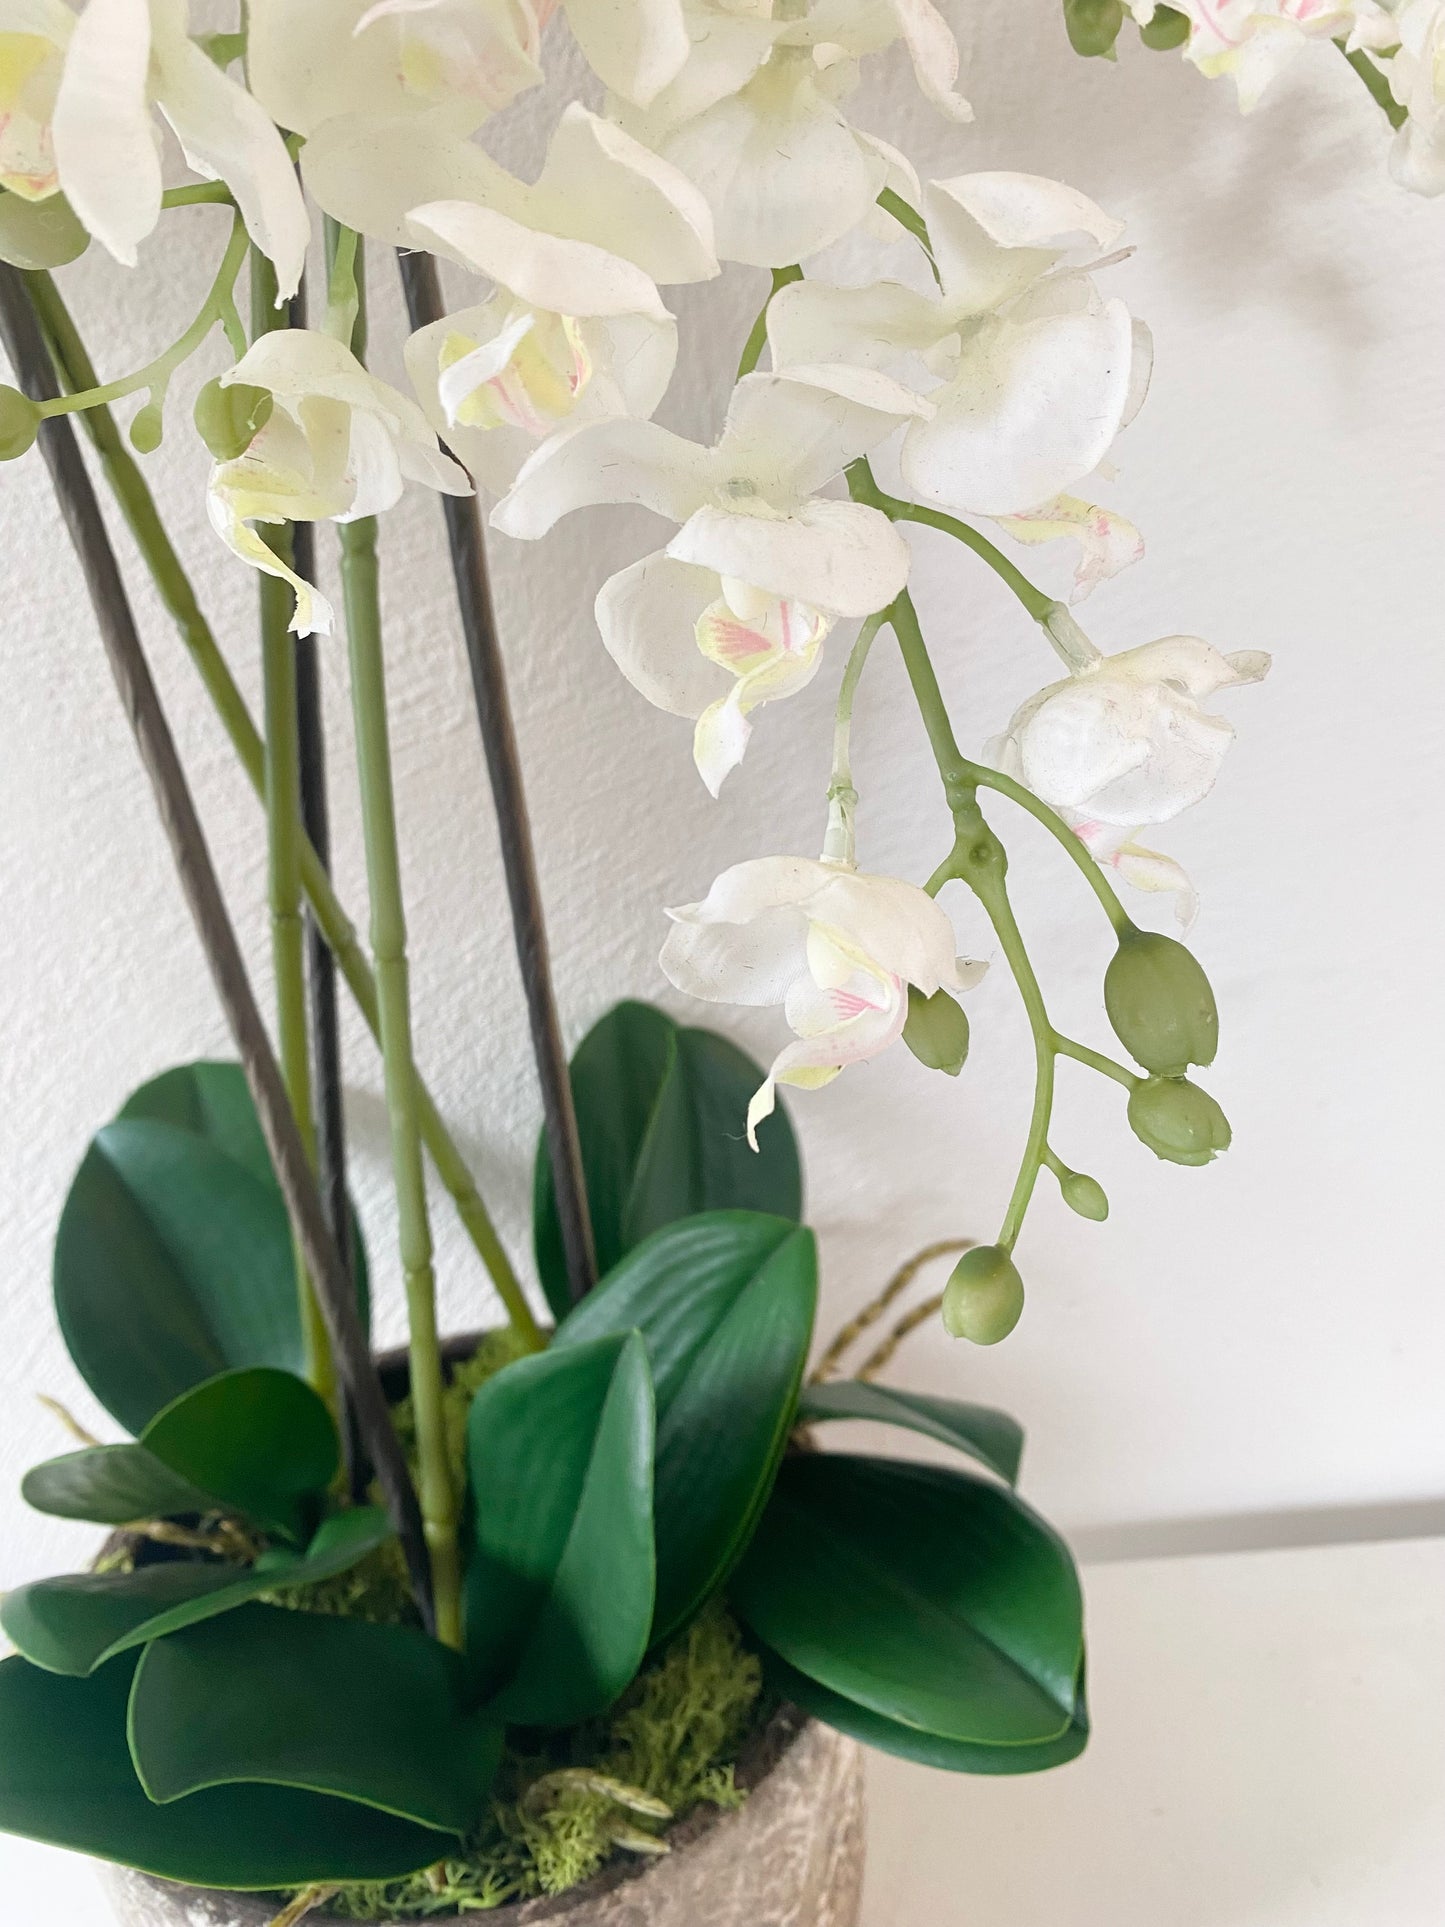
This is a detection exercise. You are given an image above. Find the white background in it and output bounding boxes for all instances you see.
[2,1,1442,1604]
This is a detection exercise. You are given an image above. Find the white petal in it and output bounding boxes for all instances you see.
[51,0,158,267]
[151,26,308,299]
[207,482,334,638]
[806,869,963,994]
[1105,634,1264,697]
[888,0,972,120]
[927,171,1123,315]
[595,551,730,717]
[666,498,909,618]
[1019,677,1235,826]
[661,60,884,267]
[407,199,668,319]
[902,299,1135,517]
[492,416,714,538]
[300,106,512,245]
[766,277,946,376]
[248,0,412,135]
[562,0,689,106]
[719,369,922,499]
[529,102,717,285]
[993,495,1144,602]
[692,688,755,797]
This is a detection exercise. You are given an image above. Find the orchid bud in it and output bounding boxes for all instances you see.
[1105,929,1218,1075]
[195,378,272,462]
[1127,1076,1231,1166]
[1060,1171,1109,1221]
[1064,0,1124,57]
[942,1246,1025,1345]
[0,385,39,461]
[1139,4,1190,48]
[129,400,164,454]
[903,984,970,1077]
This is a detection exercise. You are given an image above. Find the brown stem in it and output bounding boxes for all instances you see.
[0,266,433,1629]
[396,248,597,1306]
[857,1293,948,1382]
[809,1239,972,1384]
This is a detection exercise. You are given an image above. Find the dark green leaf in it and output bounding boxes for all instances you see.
[141,1368,338,1542]
[22,1444,218,1527]
[797,1381,1024,1485]
[120,1059,370,1322]
[465,1333,654,1725]
[731,1455,1083,1746]
[762,1649,1089,1774]
[0,191,88,270]
[2,1508,392,1676]
[554,1212,816,1641]
[0,1653,451,1887]
[128,1604,501,1835]
[54,1118,302,1434]
[534,1003,802,1319]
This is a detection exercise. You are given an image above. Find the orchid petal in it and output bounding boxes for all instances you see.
[407,199,669,320]
[595,551,731,717]
[492,416,714,538]
[667,498,909,619]
[993,494,1144,602]
[207,486,335,639]
[888,0,972,120]
[718,369,921,498]
[927,171,1123,314]
[51,0,158,267]
[561,0,689,106]
[766,276,946,375]
[529,102,717,284]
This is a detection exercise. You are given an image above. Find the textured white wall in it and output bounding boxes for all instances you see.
[2,2,1442,1595]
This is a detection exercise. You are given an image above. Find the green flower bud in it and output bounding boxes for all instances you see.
[1060,1170,1110,1221]
[903,983,970,1077]
[1139,3,1190,48]
[0,189,87,271]
[942,1246,1025,1346]
[194,377,272,462]
[129,399,164,454]
[0,384,39,461]
[1127,1075,1231,1167]
[1064,0,1125,57]
[1104,929,1218,1075]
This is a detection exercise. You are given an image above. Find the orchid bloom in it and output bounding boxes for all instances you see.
[612,0,969,266]
[1127,0,1398,109]
[0,0,306,291]
[1387,0,1445,194]
[660,855,975,1145]
[492,369,921,793]
[988,635,1271,922]
[380,107,718,494]
[767,173,1150,525]
[207,330,471,638]
[993,497,1144,604]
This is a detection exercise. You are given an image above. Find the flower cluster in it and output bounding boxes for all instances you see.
[0,0,1274,1333]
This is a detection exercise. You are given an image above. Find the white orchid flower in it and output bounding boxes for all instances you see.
[660,854,976,1145]
[0,0,307,290]
[493,368,922,792]
[990,635,1270,828]
[1387,0,1445,194]
[612,0,969,266]
[247,0,544,139]
[384,108,717,494]
[207,329,471,638]
[1127,0,1399,110]
[1071,819,1203,930]
[993,496,1144,603]
[767,173,1149,520]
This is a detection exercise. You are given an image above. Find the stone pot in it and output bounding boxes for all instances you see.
[99,1706,866,1927]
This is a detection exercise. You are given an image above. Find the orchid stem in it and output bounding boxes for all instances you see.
[253,252,334,1410]
[824,613,882,863]
[736,264,803,379]
[24,268,542,1354]
[1335,38,1407,128]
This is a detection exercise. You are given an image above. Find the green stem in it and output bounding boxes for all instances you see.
[341,514,462,1650]
[162,182,235,209]
[736,265,803,379]
[324,221,362,347]
[1053,1032,1139,1091]
[25,269,542,1354]
[971,765,1132,936]
[36,215,249,419]
[252,253,334,1410]
[824,613,882,863]
[1336,38,1407,129]
[877,187,942,286]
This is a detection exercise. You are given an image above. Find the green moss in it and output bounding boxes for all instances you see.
[318,1602,763,1918]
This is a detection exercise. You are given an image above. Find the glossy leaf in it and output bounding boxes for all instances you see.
[54,1118,302,1435]
[128,1604,502,1835]
[2,1508,392,1677]
[0,1653,451,1887]
[762,1649,1089,1774]
[731,1455,1083,1747]
[141,1368,338,1542]
[120,1060,370,1314]
[797,1381,1024,1485]
[534,1002,802,1319]
[554,1213,816,1641]
[22,1444,219,1527]
[465,1332,654,1726]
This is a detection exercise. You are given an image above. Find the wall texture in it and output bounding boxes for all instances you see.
[2,1,1441,1591]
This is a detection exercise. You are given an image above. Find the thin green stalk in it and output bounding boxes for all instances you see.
[877,188,941,285]
[824,612,882,863]
[1053,1032,1138,1091]
[36,214,248,420]
[341,513,461,1650]
[1336,38,1407,128]
[252,249,334,1410]
[736,265,803,379]
[25,269,542,1353]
